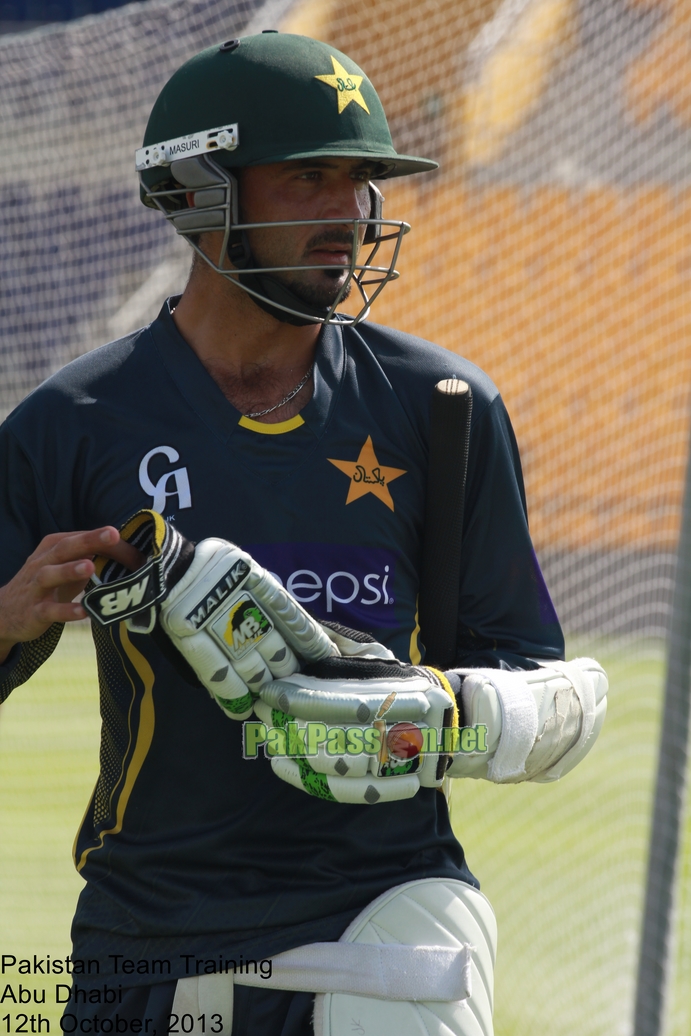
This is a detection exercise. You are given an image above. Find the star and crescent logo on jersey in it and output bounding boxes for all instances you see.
[315,56,370,115]
[328,436,406,511]
[138,437,406,512]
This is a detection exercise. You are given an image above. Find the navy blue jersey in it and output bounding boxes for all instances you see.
[0,300,563,984]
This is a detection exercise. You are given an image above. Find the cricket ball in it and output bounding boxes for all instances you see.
[387,722,424,761]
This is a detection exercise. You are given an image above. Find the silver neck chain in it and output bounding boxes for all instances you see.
[244,364,315,419]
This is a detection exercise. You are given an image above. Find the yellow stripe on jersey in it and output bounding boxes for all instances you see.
[238,414,305,434]
[409,599,422,665]
[74,625,155,872]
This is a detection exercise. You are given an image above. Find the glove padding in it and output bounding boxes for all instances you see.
[446,658,608,783]
[83,510,338,719]
[256,656,459,804]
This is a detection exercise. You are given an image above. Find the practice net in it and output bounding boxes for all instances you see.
[1,1,691,1034]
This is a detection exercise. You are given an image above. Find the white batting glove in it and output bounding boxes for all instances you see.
[82,510,337,720]
[446,658,608,783]
[255,656,459,804]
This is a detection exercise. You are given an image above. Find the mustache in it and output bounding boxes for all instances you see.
[304,229,355,252]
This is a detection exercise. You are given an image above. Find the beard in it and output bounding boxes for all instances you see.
[277,265,353,308]
[250,228,357,308]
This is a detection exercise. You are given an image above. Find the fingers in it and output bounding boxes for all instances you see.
[256,630,300,679]
[246,570,336,663]
[105,538,146,572]
[259,675,431,724]
[271,756,420,804]
[0,526,138,651]
[174,633,256,720]
[34,599,88,624]
[30,527,120,567]
[32,535,144,593]
[35,559,95,590]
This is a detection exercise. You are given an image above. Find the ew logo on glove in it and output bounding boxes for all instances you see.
[211,594,273,660]
[84,566,163,626]
[185,559,251,629]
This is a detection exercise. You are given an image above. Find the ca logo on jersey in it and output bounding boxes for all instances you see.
[139,445,192,513]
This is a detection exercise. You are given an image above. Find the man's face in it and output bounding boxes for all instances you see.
[235,157,376,308]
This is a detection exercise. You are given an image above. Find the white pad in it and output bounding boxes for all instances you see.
[170,879,497,1036]
[240,942,471,1000]
[315,878,497,1036]
[171,972,234,1036]
[171,940,472,1031]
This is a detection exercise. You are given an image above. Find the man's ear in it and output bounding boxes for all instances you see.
[186,191,196,208]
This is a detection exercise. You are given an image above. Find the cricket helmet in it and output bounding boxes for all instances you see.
[137,32,438,325]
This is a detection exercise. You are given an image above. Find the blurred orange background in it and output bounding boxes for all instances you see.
[284,0,691,554]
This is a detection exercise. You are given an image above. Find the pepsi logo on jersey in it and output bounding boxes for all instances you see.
[247,543,399,630]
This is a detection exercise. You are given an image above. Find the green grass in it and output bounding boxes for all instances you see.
[1,630,689,1035]
[452,644,668,1036]
[0,624,100,1032]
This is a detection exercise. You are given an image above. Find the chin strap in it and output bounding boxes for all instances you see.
[242,281,330,325]
[226,229,331,326]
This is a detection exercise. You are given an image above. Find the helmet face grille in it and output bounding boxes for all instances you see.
[140,156,410,327]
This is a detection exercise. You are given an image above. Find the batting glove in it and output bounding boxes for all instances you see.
[256,655,459,804]
[82,510,338,720]
[446,658,608,783]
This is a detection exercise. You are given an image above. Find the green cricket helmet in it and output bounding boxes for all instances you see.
[136,32,438,325]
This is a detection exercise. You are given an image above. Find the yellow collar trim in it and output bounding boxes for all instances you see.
[238,414,305,435]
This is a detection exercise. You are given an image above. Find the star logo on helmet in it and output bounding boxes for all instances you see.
[315,56,370,115]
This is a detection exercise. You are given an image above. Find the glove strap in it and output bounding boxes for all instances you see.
[426,667,459,726]
[426,667,460,780]
[83,510,193,628]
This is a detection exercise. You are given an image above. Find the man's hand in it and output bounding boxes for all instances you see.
[0,528,143,664]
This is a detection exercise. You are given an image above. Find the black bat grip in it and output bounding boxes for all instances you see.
[418,379,473,669]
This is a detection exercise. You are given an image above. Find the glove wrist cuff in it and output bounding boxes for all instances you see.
[83,510,193,628]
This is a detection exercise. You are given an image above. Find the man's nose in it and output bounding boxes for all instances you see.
[319,177,369,222]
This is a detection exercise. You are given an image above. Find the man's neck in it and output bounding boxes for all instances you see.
[172,264,321,423]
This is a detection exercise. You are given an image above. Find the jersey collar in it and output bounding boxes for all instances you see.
[148,297,346,443]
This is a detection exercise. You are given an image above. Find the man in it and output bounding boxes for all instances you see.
[0,32,606,1036]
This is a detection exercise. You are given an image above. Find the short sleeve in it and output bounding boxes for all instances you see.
[0,422,66,699]
[455,395,564,669]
